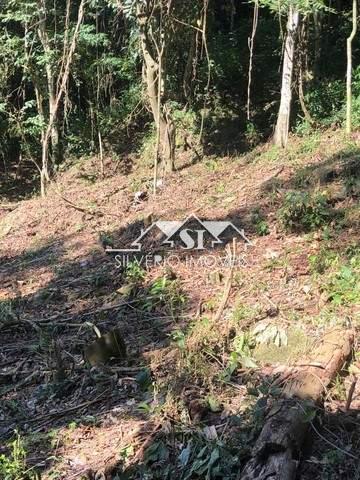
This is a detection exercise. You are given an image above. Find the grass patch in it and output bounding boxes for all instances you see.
[142,276,186,316]
[168,302,261,386]
[296,132,321,155]
[253,328,312,365]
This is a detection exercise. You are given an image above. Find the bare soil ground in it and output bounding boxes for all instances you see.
[0,130,359,479]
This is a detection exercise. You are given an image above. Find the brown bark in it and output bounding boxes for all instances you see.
[37,1,61,166]
[313,10,322,82]
[24,21,43,178]
[247,0,259,121]
[298,20,314,126]
[240,329,354,480]
[137,4,176,175]
[298,68,314,126]
[39,0,86,196]
[183,30,197,103]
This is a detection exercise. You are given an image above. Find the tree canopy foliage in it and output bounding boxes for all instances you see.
[0,0,359,195]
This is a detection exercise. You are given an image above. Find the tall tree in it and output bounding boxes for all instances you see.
[247,0,259,121]
[38,0,86,196]
[1,0,86,196]
[346,0,357,135]
[135,0,176,180]
[273,3,299,147]
[257,1,327,147]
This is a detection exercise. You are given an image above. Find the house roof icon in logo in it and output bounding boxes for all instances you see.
[105,214,251,253]
[162,214,224,248]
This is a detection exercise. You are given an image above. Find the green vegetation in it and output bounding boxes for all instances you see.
[1,1,360,479]
[279,190,333,232]
[0,0,359,196]
[142,276,186,315]
[125,432,243,480]
[0,300,17,325]
[253,328,311,365]
[324,254,360,306]
[0,432,35,480]
[124,260,146,285]
[309,247,339,275]
[251,208,270,236]
[222,332,257,381]
[310,245,360,306]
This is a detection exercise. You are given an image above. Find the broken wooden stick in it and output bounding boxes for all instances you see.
[240,329,354,480]
[213,241,236,324]
[345,375,357,411]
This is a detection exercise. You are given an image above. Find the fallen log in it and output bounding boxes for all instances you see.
[240,329,354,480]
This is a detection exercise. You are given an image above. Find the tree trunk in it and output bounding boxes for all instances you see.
[137,5,176,175]
[240,329,354,480]
[298,18,314,126]
[273,6,299,148]
[298,67,314,125]
[45,62,61,165]
[313,10,323,82]
[346,0,357,135]
[37,0,86,196]
[230,0,236,32]
[37,3,61,167]
[24,21,44,181]
[142,51,175,173]
[40,132,51,197]
[247,0,259,121]
[49,95,61,165]
[183,30,198,103]
[161,108,176,173]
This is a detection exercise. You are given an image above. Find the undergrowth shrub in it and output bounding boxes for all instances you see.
[324,252,360,306]
[0,300,17,325]
[139,103,199,165]
[300,67,360,129]
[251,208,270,236]
[279,191,333,232]
[170,302,260,385]
[122,428,244,480]
[309,248,339,275]
[245,121,261,148]
[138,127,156,166]
[304,80,345,127]
[143,276,186,316]
[0,432,34,480]
[170,102,198,144]
[310,245,360,306]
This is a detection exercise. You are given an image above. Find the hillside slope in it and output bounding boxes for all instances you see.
[0,130,359,479]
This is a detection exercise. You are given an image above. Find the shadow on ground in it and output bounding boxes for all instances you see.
[0,146,359,478]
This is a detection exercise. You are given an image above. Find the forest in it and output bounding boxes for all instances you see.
[0,0,359,479]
